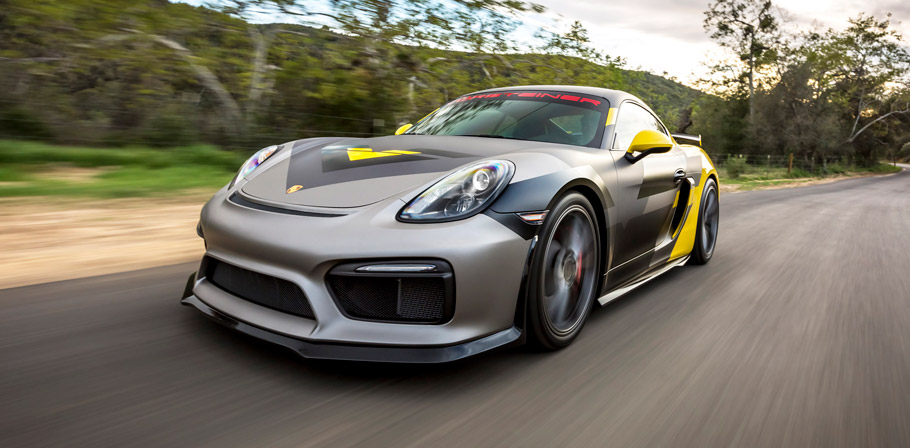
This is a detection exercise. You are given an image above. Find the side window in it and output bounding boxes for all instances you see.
[640,107,666,135]
[611,103,667,150]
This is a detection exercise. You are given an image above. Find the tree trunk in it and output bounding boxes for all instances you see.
[246,26,271,125]
[747,54,755,121]
[149,35,245,134]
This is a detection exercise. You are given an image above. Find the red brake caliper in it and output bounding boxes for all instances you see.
[575,249,583,284]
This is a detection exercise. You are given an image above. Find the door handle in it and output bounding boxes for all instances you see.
[673,169,686,184]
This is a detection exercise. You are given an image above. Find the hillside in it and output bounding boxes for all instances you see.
[0,1,703,151]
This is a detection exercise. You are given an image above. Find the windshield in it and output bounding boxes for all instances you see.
[406,91,610,148]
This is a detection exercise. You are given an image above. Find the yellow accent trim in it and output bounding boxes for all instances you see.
[669,148,717,260]
[394,123,413,135]
[347,148,392,161]
[346,147,422,161]
[286,185,303,194]
[605,108,617,126]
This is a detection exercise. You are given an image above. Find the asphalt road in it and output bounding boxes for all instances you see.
[3,167,910,447]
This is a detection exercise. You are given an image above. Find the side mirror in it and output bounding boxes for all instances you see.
[395,123,413,135]
[625,130,674,163]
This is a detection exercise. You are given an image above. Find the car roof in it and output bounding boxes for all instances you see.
[468,85,646,110]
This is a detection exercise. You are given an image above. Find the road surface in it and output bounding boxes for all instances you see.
[3,168,910,447]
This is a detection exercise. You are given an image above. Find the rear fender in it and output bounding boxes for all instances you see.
[669,148,717,260]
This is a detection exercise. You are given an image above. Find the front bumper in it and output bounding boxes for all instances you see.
[182,188,533,362]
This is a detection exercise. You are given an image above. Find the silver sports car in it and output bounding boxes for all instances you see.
[181,85,719,363]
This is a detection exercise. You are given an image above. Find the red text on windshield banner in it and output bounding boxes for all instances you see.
[453,92,602,107]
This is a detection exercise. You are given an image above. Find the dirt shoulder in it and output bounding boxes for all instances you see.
[0,195,209,289]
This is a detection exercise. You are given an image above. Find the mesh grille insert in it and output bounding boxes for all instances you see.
[328,276,447,323]
[206,258,315,319]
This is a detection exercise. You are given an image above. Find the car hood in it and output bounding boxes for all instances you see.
[240,135,536,208]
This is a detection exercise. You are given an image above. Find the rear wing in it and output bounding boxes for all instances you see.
[671,133,702,147]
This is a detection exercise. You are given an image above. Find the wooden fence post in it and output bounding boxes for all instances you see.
[788,153,794,175]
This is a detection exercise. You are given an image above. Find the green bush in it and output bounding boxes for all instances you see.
[142,114,200,148]
[0,107,54,140]
[865,163,902,174]
[788,167,811,178]
[725,156,748,179]
[900,142,910,162]
[826,163,847,175]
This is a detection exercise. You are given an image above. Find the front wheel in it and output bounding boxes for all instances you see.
[526,193,600,350]
[689,177,719,265]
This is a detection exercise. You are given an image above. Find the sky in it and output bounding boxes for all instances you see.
[179,0,908,86]
[532,0,910,84]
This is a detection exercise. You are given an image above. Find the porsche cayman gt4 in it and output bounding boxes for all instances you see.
[181,85,719,363]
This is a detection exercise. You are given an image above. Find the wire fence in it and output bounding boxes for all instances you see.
[0,97,392,151]
[0,117,383,151]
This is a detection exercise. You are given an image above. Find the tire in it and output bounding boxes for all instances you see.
[689,177,719,265]
[526,192,601,350]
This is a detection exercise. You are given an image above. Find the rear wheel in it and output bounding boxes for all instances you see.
[526,193,600,350]
[690,177,719,265]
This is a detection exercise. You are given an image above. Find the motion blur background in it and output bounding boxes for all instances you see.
[0,1,907,326]
[2,2,910,447]
[1,1,906,284]
[1,0,908,162]
[0,0,907,337]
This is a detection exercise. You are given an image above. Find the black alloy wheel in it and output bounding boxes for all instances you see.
[527,192,600,350]
[690,177,719,265]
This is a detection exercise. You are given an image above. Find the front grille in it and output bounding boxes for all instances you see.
[204,257,315,319]
[327,261,454,324]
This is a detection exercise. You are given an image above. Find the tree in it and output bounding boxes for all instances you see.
[751,62,843,170]
[900,142,910,162]
[825,15,909,139]
[704,0,780,119]
[540,21,603,63]
[803,14,910,164]
[689,94,748,156]
[261,0,548,115]
[711,11,910,168]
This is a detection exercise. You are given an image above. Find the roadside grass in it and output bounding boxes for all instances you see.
[718,163,902,191]
[0,140,247,198]
[863,163,905,173]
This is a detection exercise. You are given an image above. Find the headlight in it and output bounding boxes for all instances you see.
[399,160,514,222]
[229,145,279,188]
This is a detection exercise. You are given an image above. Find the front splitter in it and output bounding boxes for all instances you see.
[181,294,522,363]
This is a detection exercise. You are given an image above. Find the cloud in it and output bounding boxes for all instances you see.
[534,0,910,85]
[537,0,710,43]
